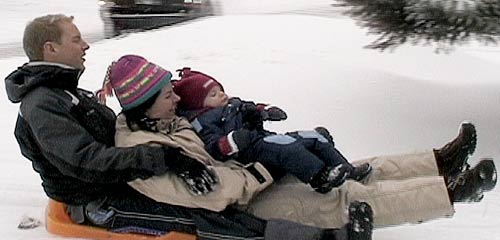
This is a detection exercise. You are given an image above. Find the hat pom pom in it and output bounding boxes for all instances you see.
[96,62,116,104]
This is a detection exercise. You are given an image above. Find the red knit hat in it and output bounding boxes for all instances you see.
[173,67,223,110]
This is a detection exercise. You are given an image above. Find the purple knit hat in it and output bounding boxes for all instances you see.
[98,55,172,110]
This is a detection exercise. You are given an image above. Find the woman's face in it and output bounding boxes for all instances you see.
[146,84,180,121]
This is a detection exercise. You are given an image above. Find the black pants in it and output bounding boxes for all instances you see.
[80,186,326,240]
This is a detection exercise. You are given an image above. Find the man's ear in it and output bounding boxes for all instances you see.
[43,42,56,55]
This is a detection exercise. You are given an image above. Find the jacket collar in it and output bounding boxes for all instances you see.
[5,62,83,103]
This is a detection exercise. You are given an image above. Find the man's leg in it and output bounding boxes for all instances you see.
[84,186,265,239]
[84,185,343,240]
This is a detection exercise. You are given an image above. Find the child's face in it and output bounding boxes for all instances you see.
[203,85,228,108]
[146,84,180,121]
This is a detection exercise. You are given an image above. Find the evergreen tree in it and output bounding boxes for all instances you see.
[335,0,500,51]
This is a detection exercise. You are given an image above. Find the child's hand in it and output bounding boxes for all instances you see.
[240,103,264,130]
[261,106,287,121]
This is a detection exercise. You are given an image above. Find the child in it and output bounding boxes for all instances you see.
[173,67,373,193]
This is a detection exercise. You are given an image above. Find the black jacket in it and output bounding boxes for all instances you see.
[5,62,172,205]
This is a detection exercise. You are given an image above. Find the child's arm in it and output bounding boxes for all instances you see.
[239,100,288,122]
[256,103,288,121]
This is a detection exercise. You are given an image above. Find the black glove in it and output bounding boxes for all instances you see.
[240,103,264,130]
[261,106,287,121]
[232,129,253,152]
[164,147,218,195]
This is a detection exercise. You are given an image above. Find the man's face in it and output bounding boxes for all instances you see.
[47,21,89,69]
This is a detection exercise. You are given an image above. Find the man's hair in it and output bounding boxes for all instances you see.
[23,14,74,61]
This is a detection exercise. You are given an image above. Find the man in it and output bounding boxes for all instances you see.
[4,14,373,240]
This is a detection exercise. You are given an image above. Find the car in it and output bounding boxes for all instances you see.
[98,0,213,38]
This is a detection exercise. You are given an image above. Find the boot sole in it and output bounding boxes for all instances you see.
[460,122,477,156]
[476,158,497,192]
[348,201,374,240]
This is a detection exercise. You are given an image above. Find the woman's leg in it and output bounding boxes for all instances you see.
[354,151,439,181]
[246,174,454,229]
[355,122,477,181]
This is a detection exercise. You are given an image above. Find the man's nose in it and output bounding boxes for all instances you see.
[82,40,90,51]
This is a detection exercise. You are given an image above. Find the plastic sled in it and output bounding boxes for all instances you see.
[46,199,196,240]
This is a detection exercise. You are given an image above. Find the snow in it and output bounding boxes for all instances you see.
[0,0,499,239]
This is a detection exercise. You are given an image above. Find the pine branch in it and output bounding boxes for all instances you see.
[336,0,500,51]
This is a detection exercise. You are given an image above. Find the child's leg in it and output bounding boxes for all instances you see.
[285,130,346,167]
[249,134,327,183]
[286,129,372,181]
[248,135,349,193]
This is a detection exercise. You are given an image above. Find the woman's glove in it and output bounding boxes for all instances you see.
[164,147,218,195]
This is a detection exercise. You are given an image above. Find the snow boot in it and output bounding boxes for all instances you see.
[447,158,497,202]
[320,201,374,240]
[310,164,349,193]
[314,126,372,182]
[434,122,477,179]
[347,163,373,182]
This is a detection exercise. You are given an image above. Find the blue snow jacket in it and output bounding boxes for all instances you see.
[180,97,270,161]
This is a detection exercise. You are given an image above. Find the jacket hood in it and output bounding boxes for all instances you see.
[5,62,82,103]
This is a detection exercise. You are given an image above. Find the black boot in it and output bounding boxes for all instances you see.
[315,126,372,182]
[310,165,349,194]
[447,158,497,202]
[434,122,477,179]
[321,201,374,240]
[347,163,373,182]
[347,201,374,240]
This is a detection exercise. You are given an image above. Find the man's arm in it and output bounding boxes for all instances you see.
[22,89,170,183]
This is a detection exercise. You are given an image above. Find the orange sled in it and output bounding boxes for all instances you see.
[46,200,196,240]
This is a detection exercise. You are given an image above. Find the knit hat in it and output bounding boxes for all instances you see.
[173,67,223,110]
[98,55,172,111]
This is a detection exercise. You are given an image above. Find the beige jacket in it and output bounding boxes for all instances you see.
[115,114,273,212]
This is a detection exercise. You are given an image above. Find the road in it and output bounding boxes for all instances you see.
[0,4,347,60]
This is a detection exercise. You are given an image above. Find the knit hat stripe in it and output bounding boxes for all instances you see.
[114,63,159,96]
[121,74,171,110]
[116,64,168,103]
[120,70,172,107]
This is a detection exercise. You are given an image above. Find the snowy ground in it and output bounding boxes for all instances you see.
[0,0,499,239]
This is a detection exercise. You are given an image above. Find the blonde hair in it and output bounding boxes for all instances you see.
[22,14,74,61]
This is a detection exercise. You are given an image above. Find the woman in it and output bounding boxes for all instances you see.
[169,69,497,229]
[99,54,374,240]
[100,54,496,234]
[163,66,497,229]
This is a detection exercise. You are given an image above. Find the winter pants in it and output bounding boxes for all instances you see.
[242,130,348,183]
[245,150,455,228]
[80,185,327,240]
